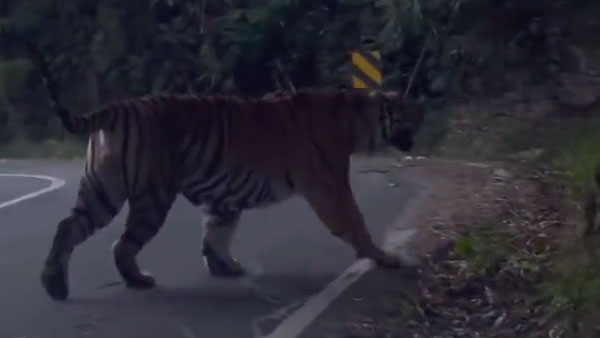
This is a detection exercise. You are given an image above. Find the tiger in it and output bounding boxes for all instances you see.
[28,49,425,301]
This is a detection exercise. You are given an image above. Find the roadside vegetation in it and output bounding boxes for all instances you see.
[545,126,600,337]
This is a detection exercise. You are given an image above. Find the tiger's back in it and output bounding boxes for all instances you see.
[100,89,373,200]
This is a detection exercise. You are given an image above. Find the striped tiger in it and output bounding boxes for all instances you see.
[28,48,425,301]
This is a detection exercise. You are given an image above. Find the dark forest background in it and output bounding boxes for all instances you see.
[0,0,595,150]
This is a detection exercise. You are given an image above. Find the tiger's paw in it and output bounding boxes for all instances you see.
[112,239,157,289]
[373,251,404,269]
[202,244,245,278]
[365,247,404,268]
[41,263,69,301]
[367,247,420,277]
[123,271,156,289]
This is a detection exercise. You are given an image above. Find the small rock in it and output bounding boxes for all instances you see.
[492,312,506,328]
[512,148,545,160]
[493,168,512,181]
[432,223,445,230]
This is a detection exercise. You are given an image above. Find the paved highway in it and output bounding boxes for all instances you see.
[0,158,418,338]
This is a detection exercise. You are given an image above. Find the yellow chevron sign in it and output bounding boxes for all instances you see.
[350,51,382,88]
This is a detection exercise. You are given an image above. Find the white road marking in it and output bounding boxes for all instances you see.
[241,277,286,306]
[262,228,418,338]
[0,174,66,209]
[252,300,305,338]
[263,258,374,338]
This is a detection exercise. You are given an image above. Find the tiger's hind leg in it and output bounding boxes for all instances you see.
[41,174,125,301]
[201,209,245,278]
[112,189,176,288]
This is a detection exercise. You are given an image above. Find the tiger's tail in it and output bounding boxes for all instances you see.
[26,42,113,135]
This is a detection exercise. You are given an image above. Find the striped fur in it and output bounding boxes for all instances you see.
[33,62,424,300]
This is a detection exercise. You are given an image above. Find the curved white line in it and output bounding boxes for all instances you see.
[264,259,374,338]
[0,174,66,210]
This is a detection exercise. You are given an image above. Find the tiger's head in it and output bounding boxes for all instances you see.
[353,90,425,155]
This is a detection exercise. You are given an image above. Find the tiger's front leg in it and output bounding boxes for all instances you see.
[299,172,404,268]
[201,209,245,278]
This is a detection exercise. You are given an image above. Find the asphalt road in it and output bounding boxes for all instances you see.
[0,157,417,338]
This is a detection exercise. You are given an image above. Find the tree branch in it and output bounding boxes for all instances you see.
[275,58,296,93]
[403,35,430,99]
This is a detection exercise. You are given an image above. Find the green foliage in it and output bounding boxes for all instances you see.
[548,252,600,313]
[0,58,32,99]
[554,122,600,197]
[0,58,33,142]
[453,224,515,275]
[544,122,600,335]
[543,243,600,336]
[0,135,85,159]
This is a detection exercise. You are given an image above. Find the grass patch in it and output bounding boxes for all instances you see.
[553,122,600,197]
[452,223,545,278]
[544,244,600,337]
[0,136,86,159]
[541,121,600,337]
[453,224,515,276]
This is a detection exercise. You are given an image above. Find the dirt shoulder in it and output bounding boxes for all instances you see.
[298,156,576,338]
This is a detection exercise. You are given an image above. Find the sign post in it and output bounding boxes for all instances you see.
[350,51,382,89]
